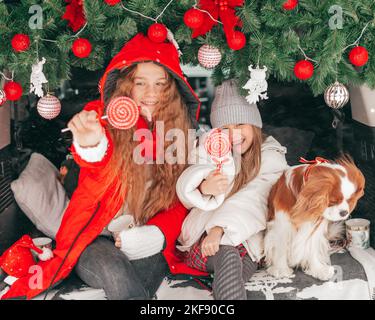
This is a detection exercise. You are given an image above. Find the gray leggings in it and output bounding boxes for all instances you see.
[207,245,258,300]
[75,237,169,300]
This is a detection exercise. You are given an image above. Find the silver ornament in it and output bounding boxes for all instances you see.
[324,81,350,109]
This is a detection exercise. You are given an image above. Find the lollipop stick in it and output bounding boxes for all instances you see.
[61,115,108,133]
[216,163,222,174]
[61,96,139,133]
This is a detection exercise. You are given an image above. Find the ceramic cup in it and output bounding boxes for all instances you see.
[32,237,53,250]
[107,215,134,239]
[31,237,53,259]
[345,218,370,250]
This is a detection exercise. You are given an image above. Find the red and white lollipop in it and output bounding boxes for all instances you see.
[61,96,139,133]
[204,129,232,171]
[104,96,139,130]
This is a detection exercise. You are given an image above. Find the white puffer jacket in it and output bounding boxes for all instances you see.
[176,134,288,262]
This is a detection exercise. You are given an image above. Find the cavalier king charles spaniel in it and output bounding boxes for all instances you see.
[264,156,365,281]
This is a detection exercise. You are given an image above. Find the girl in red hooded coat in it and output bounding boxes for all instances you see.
[1,33,206,300]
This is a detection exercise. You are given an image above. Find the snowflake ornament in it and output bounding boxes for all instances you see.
[30,57,48,98]
[245,270,295,300]
[243,65,269,104]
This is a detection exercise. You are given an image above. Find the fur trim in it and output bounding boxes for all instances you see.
[38,248,54,261]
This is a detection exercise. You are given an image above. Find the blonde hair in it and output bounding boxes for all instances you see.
[227,126,264,198]
[102,63,193,225]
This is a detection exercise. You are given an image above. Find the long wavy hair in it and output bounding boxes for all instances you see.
[227,126,264,198]
[102,63,193,225]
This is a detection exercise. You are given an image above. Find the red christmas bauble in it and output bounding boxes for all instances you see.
[283,0,298,10]
[148,23,168,43]
[294,60,314,80]
[227,31,246,51]
[104,0,121,5]
[11,34,30,52]
[349,46,369,67]
[72,38,92,58]
[3,81,23,101]
[0,89,7,106]
[184,8,204,29]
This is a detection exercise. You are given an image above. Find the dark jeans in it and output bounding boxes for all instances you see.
[75,236,169,300]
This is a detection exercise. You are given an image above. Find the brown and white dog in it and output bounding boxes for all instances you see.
[264,156,365,281]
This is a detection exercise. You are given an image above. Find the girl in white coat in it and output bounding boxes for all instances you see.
[176,79,288,300]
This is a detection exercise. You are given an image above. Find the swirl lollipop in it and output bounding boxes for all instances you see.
[61,96,139,133]
[105,96,139,129]
[204,128,231,172]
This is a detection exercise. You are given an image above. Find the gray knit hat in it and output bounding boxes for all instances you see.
[210,79,262,128]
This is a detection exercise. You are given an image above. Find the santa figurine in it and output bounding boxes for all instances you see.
[30,57,48,98]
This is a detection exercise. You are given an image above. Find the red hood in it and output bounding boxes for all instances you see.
[98,33,201,126]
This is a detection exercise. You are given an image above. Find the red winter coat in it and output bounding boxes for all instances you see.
[2,33,205,300]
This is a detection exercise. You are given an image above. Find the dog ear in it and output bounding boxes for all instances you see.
[290,179,330,227]
[337,155,365,192]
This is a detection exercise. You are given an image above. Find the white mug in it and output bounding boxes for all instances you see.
[32,237,53,250]
[345,218,370,249]
[107,215,134,238]
[31,237,53,259]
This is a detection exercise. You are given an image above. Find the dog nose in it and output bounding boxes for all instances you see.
[340,210,349,217]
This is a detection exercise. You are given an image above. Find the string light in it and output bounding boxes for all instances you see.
[1,2,372,86]
[193,0,223,25]
[0,19,89,83]
[343,21,371,51]
[120,0,175,22]
[1,0,177,84]
[297,44,318,63]
[40,22,88,44]
[0,71,13,81]
[292,21,372,68]
[155,0,175,21]
[118,0,222,25]
[257,44,262,67]
[334,21,371,80]
[72,22,88,38]
[1,0,179,84]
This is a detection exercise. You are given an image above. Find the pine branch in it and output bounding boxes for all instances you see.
[1,0,374,98]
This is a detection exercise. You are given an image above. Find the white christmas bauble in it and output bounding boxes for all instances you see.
[198,45,222,69]
[324,81,350,109]
[37,94,61,120]
[0,89,7,106]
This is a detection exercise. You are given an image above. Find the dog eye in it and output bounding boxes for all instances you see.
[329,200,339,206]
[329,196,343,206]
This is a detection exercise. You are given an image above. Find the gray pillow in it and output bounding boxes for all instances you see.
[10,153,69,239]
